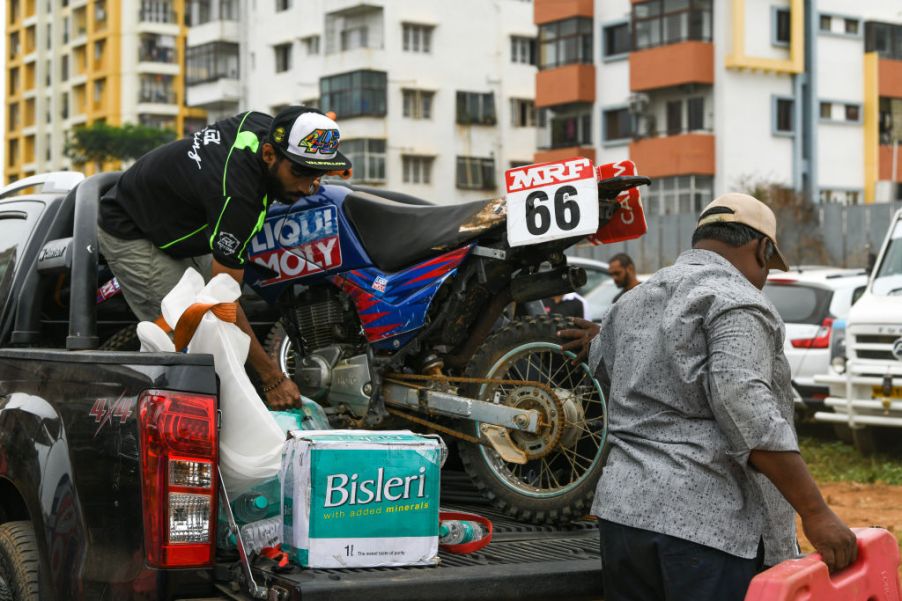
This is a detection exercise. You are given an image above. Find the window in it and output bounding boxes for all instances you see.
[276,0,290,11]
[687,97,704,131]
[186,42,240,85]
[342,139,386,183]
[773,8,790,45]
[774,97,794,134]
[8,103,19,129]
[510,98,536,127]
[763,284,828,325]
[632,0,713,50]
[456,156,495,190]
[60,55,69,80]
[0,213,29,305]
[511,36,536,65]
[320,70,387,118]
[539,17,592,69]
[879,97,902,145]
[604,22,630,57]
[402,155,433,184]
[402,89,433,119]
[325,7,383,54]
[666,100,683,135]
[302,35,320,55]
[819,101,861,123]
[865,21,902,60]
[139,33,177,63]
[93,78,106,105]
[540,106,592,148]
[138,74,174,104]
[603,108,632,141]
[845,19,859,35]
[274,43,292,73]
[642,175,713,215]
[819,15,832,32]
[9,68,19,95]
[403,23,433,53]
[456,91,496,125]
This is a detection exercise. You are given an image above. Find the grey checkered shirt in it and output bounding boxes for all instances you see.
[588,249,799,565]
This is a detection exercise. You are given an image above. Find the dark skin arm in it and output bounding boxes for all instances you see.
[212,259,301,409]
[749,450,857,572]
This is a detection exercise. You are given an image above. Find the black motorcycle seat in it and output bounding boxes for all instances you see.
[342,191,502,272]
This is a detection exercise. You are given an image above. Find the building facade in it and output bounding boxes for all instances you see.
[534,0,902,213]
[4,0,205,183]
[186,0,538,204]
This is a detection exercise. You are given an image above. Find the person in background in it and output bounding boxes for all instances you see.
[608,252,640,303]
[559,193,857,601]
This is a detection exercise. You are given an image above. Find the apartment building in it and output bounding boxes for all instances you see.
[185,0,538,204]
[534,0,902,213]
[4,0,205,183]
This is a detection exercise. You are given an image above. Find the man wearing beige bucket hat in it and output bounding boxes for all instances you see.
[559,193,856,600]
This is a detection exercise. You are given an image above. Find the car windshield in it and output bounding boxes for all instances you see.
[873,220,902,296]
[584,280,622,321]
[763,283,829,325]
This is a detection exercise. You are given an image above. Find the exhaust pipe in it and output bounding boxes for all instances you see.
[510,266,587,303]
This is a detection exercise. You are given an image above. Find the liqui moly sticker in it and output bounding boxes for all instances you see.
[505,157,599,247]
[249,206,343,285]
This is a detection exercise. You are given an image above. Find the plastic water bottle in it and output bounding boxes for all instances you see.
[239,516,283,555]
[439,520,485,545]
[232,479,280,524]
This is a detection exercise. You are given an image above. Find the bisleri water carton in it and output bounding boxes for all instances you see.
[281,430,442,568]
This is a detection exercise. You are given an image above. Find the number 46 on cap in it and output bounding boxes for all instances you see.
[505,158,599,248]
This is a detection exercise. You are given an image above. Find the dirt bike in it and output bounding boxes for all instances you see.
[101,158,650,524]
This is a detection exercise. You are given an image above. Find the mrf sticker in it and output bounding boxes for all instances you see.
[249,206,343,285]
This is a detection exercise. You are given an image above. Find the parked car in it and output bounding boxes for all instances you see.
[566,256,611,320]
[763,268,868,411]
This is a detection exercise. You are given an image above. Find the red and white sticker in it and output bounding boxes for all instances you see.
[589,160,648,245]
[505,158,599,248]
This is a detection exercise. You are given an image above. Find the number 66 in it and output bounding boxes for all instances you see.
[525,185,581,235]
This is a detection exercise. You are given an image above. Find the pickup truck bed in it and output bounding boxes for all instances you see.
[212,472,602,601]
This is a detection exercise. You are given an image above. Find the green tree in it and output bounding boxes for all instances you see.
[64,122,177,167]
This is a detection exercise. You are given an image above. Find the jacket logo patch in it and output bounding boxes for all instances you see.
[216,232,241,255]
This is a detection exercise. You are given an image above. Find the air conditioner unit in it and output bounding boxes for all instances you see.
[628,93,650,114]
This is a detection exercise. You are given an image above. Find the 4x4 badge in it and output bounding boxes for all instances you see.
[892,338,902,361]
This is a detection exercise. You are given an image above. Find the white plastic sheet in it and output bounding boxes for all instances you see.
[135,268,285,498]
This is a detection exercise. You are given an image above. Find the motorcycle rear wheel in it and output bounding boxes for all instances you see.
[458,315,607,524]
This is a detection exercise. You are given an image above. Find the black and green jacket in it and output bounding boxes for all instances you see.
[98,111,271,269]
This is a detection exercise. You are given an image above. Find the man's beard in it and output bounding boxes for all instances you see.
[265,162,291,203]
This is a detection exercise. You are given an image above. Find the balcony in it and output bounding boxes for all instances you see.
[630,41,714,92]
[187,78,241,112]
[534,146,595,164]
[534,0,593,26]
[880,146,902,182]
[139,88,177,104]
[879,59,902,98]
[536,64,595,108]
[187,19,240,46]
[628,133,715,178]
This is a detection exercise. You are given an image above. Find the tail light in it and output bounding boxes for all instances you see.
[139,390,217,568]
[791,318,834,349]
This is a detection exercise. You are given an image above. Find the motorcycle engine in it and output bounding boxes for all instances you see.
[288,287,372,418]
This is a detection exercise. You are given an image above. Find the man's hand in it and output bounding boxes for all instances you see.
[263,373,302,410]
[557,317,600,364]
[800,506,858,573]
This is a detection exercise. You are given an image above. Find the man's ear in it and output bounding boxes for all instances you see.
[261,142,277,167]
[755,237,768,269]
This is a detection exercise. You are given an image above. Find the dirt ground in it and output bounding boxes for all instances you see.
[795,481,902,578]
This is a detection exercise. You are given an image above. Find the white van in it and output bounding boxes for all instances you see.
[815,209,902,453]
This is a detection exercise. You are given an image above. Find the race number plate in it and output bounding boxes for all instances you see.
[505,157,599,248]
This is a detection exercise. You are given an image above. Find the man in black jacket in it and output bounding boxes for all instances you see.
[97,107,351,408]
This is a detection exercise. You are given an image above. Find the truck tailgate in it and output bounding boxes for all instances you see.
[251,472,602,601]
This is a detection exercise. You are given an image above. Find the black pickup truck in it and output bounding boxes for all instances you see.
[0,172,603,600]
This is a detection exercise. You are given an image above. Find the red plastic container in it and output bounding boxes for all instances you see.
[745,528,902,601]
